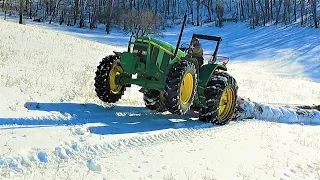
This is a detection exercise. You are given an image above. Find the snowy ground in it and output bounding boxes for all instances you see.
[0,18,320,180]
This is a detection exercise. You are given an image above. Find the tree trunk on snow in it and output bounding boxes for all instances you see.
[275,0,282,24]
[79,12,84,28]
[2,0,4,9]
[270,0,273,21]
[74,0,79,26]
[240,0,244,20]
[294,0,297,22]
[59,10,65,25]
[19,0,24,24]
[300,0,304,25]
[172,0,176,24]
[259,0,266,26]
[167,0,169,16]
[155,0,158,15]
[216,0,224,27]
[29,0,32,19]
[90,5,97,29]
[265,0,269,22]
[105,0,114,34]
[311,0,318,28]
[49,0,60,24]
[196,0,200,26]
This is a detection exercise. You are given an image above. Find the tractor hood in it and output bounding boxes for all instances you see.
[134,36,186,58]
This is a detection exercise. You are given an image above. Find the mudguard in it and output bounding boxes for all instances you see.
[198,63,227,87]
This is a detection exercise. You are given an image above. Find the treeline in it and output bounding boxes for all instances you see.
[1,0,319,35]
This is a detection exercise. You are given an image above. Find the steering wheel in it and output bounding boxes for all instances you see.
[179,43,191,53]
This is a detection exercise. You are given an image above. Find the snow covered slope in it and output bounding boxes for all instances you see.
[0,19,320,180]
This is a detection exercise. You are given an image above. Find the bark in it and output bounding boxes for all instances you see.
[29,0,32,19]
[270,0,273,20]
[196,0,200,26]
[293,0,297,22]
[300,0,304,25]
[19,0,24,24]
[90,5,97,29]
[172,0,175,24]
[74,0,79,25]
[59,10,65,25]
[216,0,224,27]
[49,0,61,24]
[240,0,244,20]
[265,0,269,21]
[155,0,158,15]
[311,0,318,28]
[167,0,169,15]
[275,0,282,24]
[259,0,266,26]
[105,0,114,34]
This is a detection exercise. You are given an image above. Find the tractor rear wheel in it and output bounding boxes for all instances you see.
[143,90,166,112]
[94,55,126,103]
[199,72,238,125]
[164,60,197,115]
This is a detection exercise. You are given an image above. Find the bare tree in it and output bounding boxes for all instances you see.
[124,10,160,36]
[19,0,24,24]
[310,0,318,28]
[216,0,224,27]
[196,0,200,26]
[300,0,304,25]
[105,0,114,34]
[49,0,62,24]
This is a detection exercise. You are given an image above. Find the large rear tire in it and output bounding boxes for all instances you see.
[94,55,126,103]
[164,60,197,115]
[143,89,166,112]
[199,72,238,125]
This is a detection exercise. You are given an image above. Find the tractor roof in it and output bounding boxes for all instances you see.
[135,37,186,58]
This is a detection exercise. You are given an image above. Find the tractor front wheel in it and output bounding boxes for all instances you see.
[94,55,126,103]
[164,60,197,115]
[199,72,238,125]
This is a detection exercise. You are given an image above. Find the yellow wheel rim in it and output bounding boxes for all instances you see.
[109,65,123,94]
[180,72,194,105]
[218,87,234,120]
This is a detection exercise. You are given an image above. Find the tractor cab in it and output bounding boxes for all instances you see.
[179,34,229,67]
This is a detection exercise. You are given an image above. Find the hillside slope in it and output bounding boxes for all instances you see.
[0,19,320,180]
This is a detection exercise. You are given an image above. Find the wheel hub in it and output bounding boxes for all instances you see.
[109,65,123,94]
[180,72,194,105]
[218,87,234,120]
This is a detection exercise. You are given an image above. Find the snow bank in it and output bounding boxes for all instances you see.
[235,98,320,125]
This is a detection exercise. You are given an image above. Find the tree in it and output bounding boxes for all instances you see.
[216,0,224,27]
[124,10,160,36]
[19,0,24,24]
[310,0,318,28]
[105,0,114,34]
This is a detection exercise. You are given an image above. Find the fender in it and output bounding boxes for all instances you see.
[198,63,227,87]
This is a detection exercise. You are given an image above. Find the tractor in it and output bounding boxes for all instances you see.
[94,14,238,125]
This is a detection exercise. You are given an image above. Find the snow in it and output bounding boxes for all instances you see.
[0,17,320,180]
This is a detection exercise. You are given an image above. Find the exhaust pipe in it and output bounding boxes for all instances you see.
[174,11,187,57]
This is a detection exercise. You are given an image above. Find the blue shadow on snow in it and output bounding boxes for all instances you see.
[0,102,214,135]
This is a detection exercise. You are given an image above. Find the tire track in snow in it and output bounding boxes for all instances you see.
[0,114,250,174]
[0,102,236,173]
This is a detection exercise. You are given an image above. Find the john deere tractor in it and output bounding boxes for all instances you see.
[94,14,238,125]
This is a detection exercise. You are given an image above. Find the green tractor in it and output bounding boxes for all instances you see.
[94,14,238,125]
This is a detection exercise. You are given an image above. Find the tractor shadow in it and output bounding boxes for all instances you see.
[0,102,214,135]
